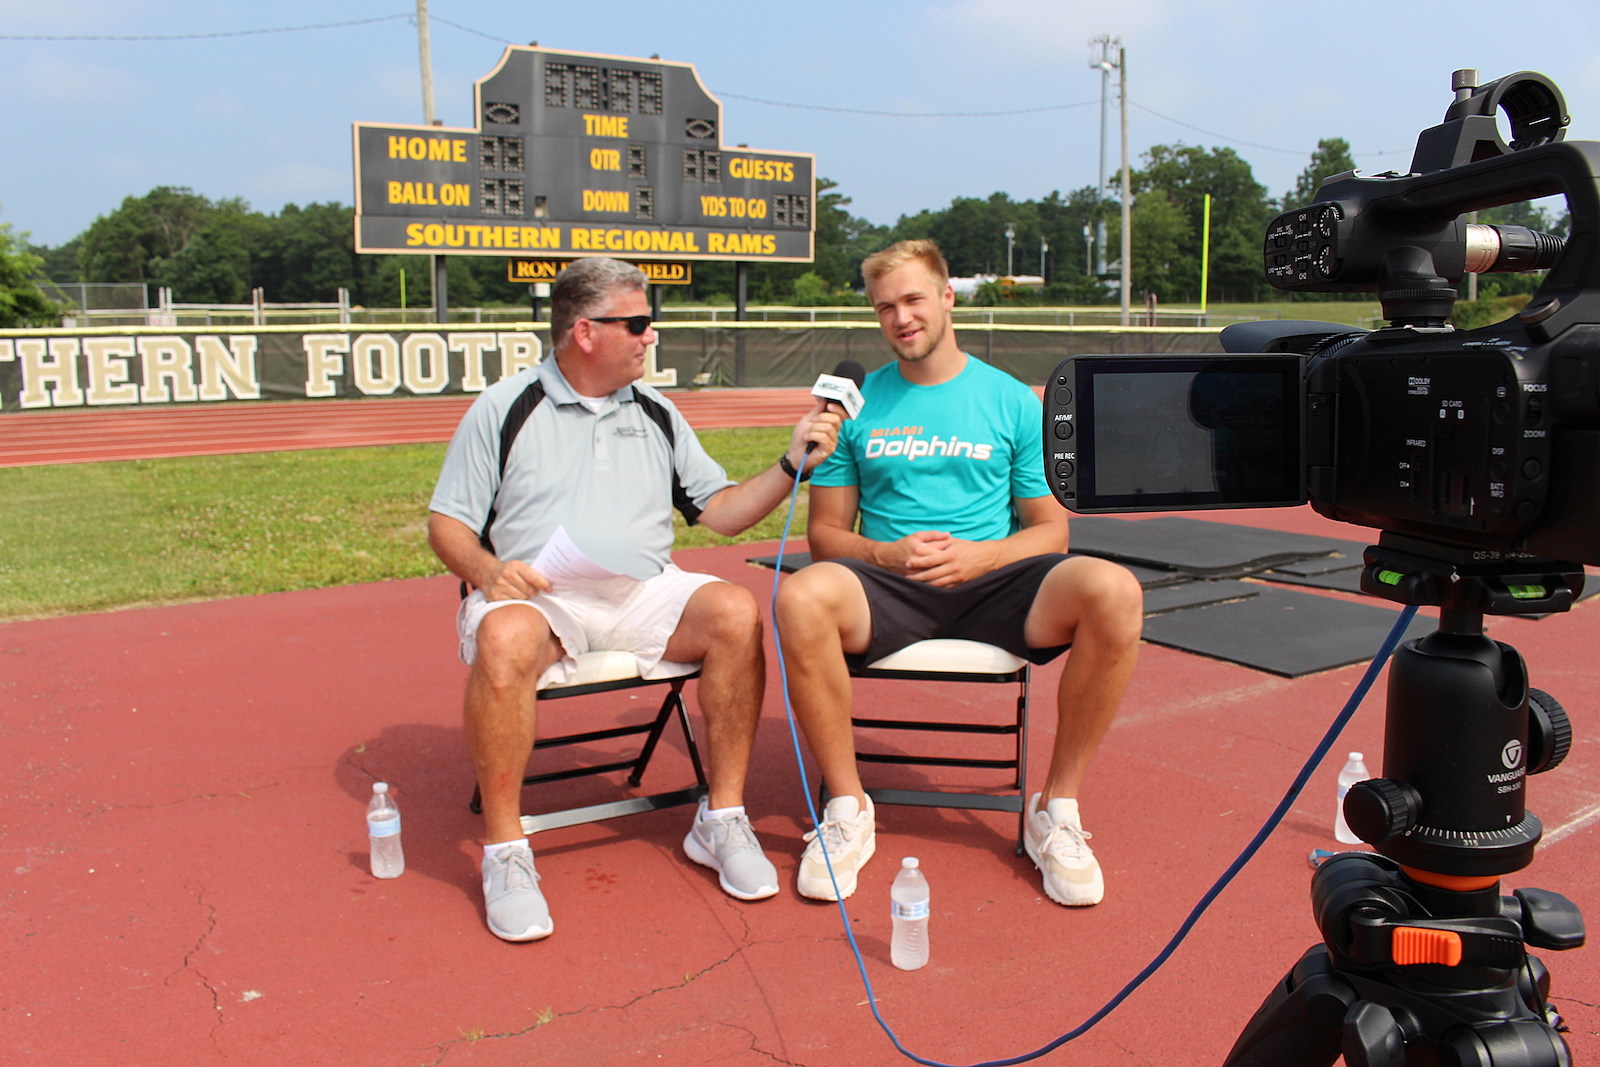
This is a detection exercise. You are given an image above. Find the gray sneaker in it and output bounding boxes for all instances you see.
[481,847,554,941]
[1024,793,1104,906]
[683,800,779,900]
[797,794,876,901]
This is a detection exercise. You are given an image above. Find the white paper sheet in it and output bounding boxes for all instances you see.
[531,525,627,589]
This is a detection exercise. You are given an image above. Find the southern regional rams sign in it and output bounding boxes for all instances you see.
[353,46,815,262]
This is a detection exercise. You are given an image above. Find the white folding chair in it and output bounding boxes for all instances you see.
[845,638,1032,853]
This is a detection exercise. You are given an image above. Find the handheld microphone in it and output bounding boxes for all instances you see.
[810,359,866,419]
[806,360,866,454]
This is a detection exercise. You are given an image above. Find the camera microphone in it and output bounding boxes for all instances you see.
[807,359,866,453]
[1463,224,1565,274]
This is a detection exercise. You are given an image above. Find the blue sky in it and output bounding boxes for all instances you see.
[4,0,1599,250]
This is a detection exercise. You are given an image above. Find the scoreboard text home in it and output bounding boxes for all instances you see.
[353,46,815,262]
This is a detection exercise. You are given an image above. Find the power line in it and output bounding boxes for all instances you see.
[429,16,514,45]
[0,13,413,42]
[4,12,1401,165]
[716,91,1099,119]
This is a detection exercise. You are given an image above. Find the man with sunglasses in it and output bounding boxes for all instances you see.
[429,257,841,941]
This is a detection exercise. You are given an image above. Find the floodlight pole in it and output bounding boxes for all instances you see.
[1089,36,1119,279]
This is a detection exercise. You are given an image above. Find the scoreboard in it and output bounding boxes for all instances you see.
[354,46,815,262]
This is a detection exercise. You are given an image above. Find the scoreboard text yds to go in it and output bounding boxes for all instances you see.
[354,45,815,263]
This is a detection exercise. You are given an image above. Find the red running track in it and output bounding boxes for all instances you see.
[0,389,819,467]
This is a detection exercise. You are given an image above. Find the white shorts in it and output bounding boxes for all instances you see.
[455,563,724,689]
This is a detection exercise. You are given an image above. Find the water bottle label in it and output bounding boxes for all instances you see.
[892,900,929,921]
[369,814,401,837]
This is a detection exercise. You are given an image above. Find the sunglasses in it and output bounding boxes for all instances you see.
[586,315,653,336]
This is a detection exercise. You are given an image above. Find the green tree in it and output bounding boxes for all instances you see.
[1110,191,1193,300]
[1284,138,1358,209]
[149,200,260,303]
[1131,145,1273,301]
[256,202,364,303]
[0,220,64,326]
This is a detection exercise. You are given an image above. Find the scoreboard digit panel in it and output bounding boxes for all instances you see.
[354,46,815,262]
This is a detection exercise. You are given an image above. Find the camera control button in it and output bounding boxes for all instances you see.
[1052,386,1073,406]
[1053,421,1074,441]
[1054,459,1074,479]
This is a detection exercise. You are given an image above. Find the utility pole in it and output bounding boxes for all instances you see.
[1089,36,1121,280]
[417,0,436,124]
[1119,42,1131,326]
[416,0,447,322]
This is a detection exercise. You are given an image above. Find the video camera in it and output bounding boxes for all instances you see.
[1045,69,1600,567]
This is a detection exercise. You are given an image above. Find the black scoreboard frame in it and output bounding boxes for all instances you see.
[353,45,816,263]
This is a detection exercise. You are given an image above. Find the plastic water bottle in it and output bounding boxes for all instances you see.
[1334,752,1369,845]
[890,857,930,970]
[367,781,405,878]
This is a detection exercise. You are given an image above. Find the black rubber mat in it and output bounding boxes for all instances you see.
[747,551,812,573]
[1141,579,1258,616]
[1263,565,1367,594]
[1068,515,1346,578]
[1140,585,1435,677]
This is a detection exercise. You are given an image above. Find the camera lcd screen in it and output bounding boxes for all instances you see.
[1056,354,1306,512]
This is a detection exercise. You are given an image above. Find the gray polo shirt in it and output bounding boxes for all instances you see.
[430,357,735,579]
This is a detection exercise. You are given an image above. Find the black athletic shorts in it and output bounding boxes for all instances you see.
[829,553,1073,668]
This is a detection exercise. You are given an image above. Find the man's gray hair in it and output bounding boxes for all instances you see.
[550,257,648,349]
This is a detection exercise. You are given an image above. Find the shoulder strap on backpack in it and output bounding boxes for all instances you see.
[629,386,702,526]
[478,378,548,553]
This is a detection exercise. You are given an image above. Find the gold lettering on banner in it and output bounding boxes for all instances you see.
[83,336,140,405]
[451,333,498,393]
[137,336,198,403]
[197,335,260,401]
[402,334,450,394]
[498,332,542,379]
[352,335,402,395]
[14,338,85,408]
[303,334,349,398]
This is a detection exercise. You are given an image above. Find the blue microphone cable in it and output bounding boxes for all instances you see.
[768,462,1417,1066]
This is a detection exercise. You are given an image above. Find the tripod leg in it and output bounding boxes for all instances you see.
[1223,946,1350,1067]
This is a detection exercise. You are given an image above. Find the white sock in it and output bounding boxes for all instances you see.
[483,838,531,860]
[704,804,746,822]
[1046,797,1082,826]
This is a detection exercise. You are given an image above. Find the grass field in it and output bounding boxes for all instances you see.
[0,426,801,622]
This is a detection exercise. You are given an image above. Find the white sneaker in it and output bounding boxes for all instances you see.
[1024,793,1104,906]
[481,847,554,941]
[683,801,779,900]
[797,794,877,900]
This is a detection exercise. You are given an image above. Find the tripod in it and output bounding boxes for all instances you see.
[1225,535,1588,1067]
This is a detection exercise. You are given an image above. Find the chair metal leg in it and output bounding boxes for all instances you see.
[464,671,707,833]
